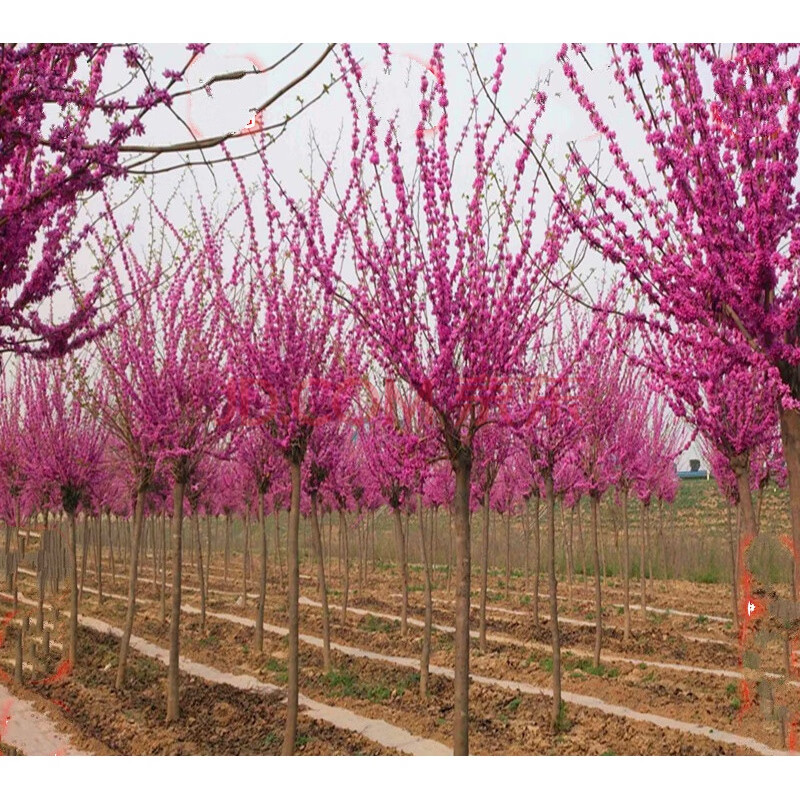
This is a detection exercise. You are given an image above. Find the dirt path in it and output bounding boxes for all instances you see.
[0,683,88,756]
[178,603,787,755]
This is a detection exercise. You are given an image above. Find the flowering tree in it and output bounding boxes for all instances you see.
[22,360,107,666]
[555,43,800,599]
[317,44,570,754]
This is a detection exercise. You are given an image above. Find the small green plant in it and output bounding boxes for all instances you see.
[506,696,522,713]
[725,682,738,697]
[295,733,311,748]
[696,614,709,624]
[539,656,554,673]
[555,701,572,733]
[262,731,280,749]
[600,749,617,756]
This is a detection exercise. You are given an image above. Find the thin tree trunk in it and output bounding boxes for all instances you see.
[108,511,116,592]
[419,496,433,697]
[533,493,541,626]
[639,501,647,620]
[545,473,562,728]
[224,513,231,589]
[94,515,103,605]
[68,511,78,667]
[115,490,145,689]
[166,480,186,723]
[727,502,740,631]
[242,511,250,606]
[446,508,453,594]
[195,515,206,636]
[479,488,490,652]
[505,511,512,599]
[78,514,89,607]
[622,488,632,643]
[561,500,574,605]
[452,453,472,757]
[255,493,268,653]
[778,405,800,603]
[310,493,331,671]
[577,501,587,585]
[160,511,167,624]
[282,458,302,756]
[523,503,530,592]
[274,507,285,591]
[393,506,409,636]
[590,494,602,669]
[340,510,350,625]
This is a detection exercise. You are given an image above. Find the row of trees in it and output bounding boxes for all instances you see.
[3,43,800,754]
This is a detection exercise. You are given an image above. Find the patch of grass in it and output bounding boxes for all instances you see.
[729,697,741,711]
[555,701,572,733]
[323,666,418,703]
[263,657,288,684]
[694,572,719,585]
[725,682,738,697]
[295,733,311,748]
[359,614,400,635]
[506,696,522,713]
[538,656,553,673]
[600,749,617,755]
[641,670,656,683]
[696,614,709,624]
[520,595,531,606]
[262,731,280,749]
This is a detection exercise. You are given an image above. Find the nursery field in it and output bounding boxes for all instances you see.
[2,478,797,756]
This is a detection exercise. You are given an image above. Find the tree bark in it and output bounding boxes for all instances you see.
[166,480,186,723]
[68,511,78,667]
[479,488,490,652]
[419,497,433,697]
[159,511,167,624]
[195,515,207,636]
[727,502,740,631]
[255,492,268,653]
[779,405,800,602]
[116,489,146,690]
[340,510,350,625]
[545,473,561,728]
[392,506,409,636]
[532,493,541,626]
[310,493,331,671]
[452,451,472,757]
[622,488,632,643]
[639,502,647,620]
[590,494,603,669]
[282,457,302,756]
[224,513,231,589]
[78,514,89,607]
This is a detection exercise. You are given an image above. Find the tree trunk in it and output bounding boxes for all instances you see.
[95,516,103,605]
[108,511,116,592]
[639,501,647,620]
[78,514,89,607]
[545,473,561,728]
[779,405,800,602]
[340,510,350,625]
[242,511,250,606]
[159,512,167,624]
[392,506,409,636]
[479,488,490,652]
[68,511,78,667]
[195,515,206,636]
[166,480,186,723]
[523,502,530,592]
[224,513,231,589]
[446,508,453,594]
[310,493,331,671]
[577,501,587,585]
[419,497,433,697]
[116,489,146,690]
[505,511,512,599]
[274,508,285,592]
[533,493,541,626]
[282,457,302,756]
[452,451,472,757]
[622,488,632,643]
[590,494,603,669]
[561,500,574,606]
[727,502,740,631]
[255,492,268,653]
